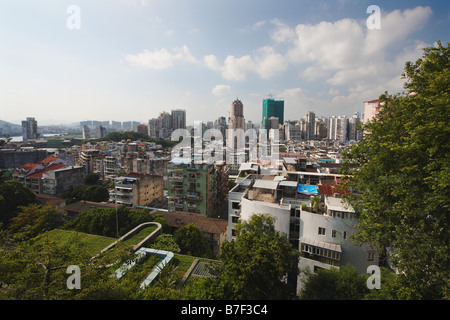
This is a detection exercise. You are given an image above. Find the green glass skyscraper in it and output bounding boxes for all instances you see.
[262,98,284,129]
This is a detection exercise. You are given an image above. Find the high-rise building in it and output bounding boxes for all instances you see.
[96,125,107,139]
[285,121,302,141]
[157,112,172,138]
[136,124,148,135]
[21,117,39,141]
[228,99,245,151]
[228,99,245,130]
[262,98,284,130]
[328,116,348,142]
[336,116,348,142]
[148,118,157,138]
[328,116,337,140]
[172,109,186,130]
[82,125,90,139]
[348,113,362,141]
[313,118,326,140]
[306,111,315,140]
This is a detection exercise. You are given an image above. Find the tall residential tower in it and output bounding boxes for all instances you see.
[262,98,284,130]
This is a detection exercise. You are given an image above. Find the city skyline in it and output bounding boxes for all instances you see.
[1,1,449,125]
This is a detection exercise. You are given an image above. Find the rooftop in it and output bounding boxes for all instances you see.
[325,196,354,213]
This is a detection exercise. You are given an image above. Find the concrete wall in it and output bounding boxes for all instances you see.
[240,197,291,237]
[0,149,47,168]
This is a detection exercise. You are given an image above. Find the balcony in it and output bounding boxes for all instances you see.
[169,181,184,189]
[185,192,202,201]
[186,203,197,209]
[168,175,183,181]
[300,237,341,267]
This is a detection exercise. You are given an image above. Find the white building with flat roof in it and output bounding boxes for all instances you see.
[227,167,379,295]
[297,195,379,292]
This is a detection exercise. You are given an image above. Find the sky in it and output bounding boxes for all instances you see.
[0,0,449,126]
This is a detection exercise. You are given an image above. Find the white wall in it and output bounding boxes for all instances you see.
[240,197,291,237]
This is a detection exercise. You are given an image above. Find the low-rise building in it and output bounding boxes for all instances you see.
[227,163,378,295]
[114,172,164,207]
[41,165,85,195]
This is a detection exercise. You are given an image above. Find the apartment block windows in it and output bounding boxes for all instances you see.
[318,227,326,235]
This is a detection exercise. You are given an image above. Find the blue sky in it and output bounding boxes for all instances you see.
[0,0,448,126]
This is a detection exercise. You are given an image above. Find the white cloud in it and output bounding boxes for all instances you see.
[203,46,287,81]
[272,6,432,72]
[203,54,222,71]
[287,18,366,70]
[221,55,255,81]
[254,46,288,79]
[212,84,231,96]
[363,6,432,57]
[268,6,433,112]
[125,45,198,70]
[270,18,296,44]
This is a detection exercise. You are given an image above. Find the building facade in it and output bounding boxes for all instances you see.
[172,109,186,130]
[114,172,164,207]
[21,117,39,141]
[167,161,218,216]
[262,98,284,130]
[227,168,378,295]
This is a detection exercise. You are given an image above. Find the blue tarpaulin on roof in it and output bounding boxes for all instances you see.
[297,184,319,194]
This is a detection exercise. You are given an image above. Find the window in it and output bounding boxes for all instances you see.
[343,231,347,240]
[232,216,239,223]
[318,227,326,235]
[332,230,337,238]
[368,251,376,261]
[231,201,240,210]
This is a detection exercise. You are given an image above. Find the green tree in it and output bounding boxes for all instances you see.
[64,206,156,238]
[7,204,65,241]
[0,180,36,227]
[82,185,109,202]
[64,185,109,204]
[84,173,101,185]
[174,223,212,257]
[299,265,368,300]
[215,214,300,300]
[341,41,449,299]
[0,230,133,300]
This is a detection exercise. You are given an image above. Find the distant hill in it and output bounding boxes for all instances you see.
[0,120,22,136]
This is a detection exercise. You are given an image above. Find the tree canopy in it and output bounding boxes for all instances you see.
[0,180,36,227]
[64,206,155,238]
[173,223,212,258]
[215,214,300,300]
[341,41,449,299]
